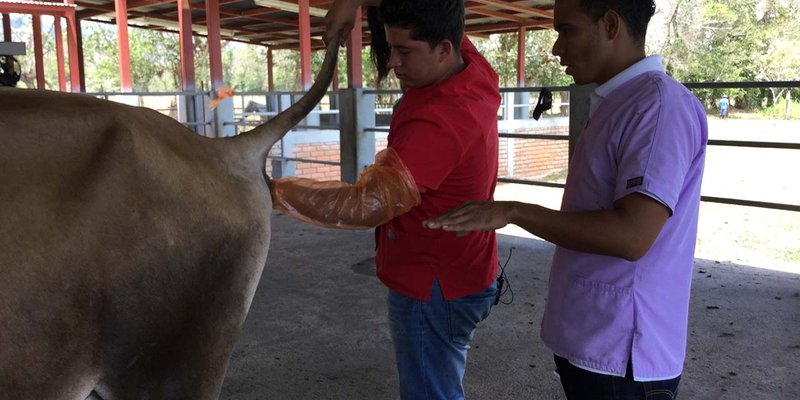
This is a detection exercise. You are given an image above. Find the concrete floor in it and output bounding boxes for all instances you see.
[220,211,800,400]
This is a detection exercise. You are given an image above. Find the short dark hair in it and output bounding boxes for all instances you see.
[367,0,465,82]
[578,0,656,43]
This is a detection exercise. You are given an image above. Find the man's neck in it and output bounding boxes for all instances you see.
[431,56,466,87]
[597,48,646,85]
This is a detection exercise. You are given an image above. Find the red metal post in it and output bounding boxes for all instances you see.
[517,26,526,87]
[54,16,66,92]
[205,0,223,90]
[32,15,45,89]
[178,0,195,91]
[298,0,311,90]
[66,10,81,92]
[346,7,362,88]
[2,13,10,41]
[114,0,132,92]
[267,47,274,91]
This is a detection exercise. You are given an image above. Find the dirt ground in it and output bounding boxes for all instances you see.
[220,211,800,400]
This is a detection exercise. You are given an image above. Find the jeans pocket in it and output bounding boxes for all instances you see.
[447,283,498,346]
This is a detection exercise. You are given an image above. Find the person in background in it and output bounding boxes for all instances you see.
[273,0,503,398]
[720,94,729,118]
[425,0,708,398]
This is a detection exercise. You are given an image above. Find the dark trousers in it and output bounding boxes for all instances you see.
[554,355,681,400]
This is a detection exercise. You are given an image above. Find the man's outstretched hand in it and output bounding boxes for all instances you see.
[424,201,514,237]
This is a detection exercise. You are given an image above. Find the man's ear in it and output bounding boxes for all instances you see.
[436,40,455,62]
[601,10,622,40]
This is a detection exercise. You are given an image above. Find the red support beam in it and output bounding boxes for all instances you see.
[66,12,81,92]
[205,0,224,90]
[267,47,274,91]
[32,15,45,89]
[298,0,311,90]
[114,0,133,91]
[2,13,10,41]
[517,26,525,87]
[346,7,362,88]
[54,16,66,91]
[178,0,195,91]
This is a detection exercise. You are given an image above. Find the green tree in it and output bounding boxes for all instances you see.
[655,0,800,111]
[473,30,571,88]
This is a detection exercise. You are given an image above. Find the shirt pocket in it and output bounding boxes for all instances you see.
[559,273,634,363]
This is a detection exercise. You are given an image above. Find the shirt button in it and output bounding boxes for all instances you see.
[387,229,397,241]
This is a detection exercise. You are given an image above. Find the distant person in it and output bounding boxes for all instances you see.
[719,95,729,118]
[425,0,708,399]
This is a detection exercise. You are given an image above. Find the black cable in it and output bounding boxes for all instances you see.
[494,247,515,305]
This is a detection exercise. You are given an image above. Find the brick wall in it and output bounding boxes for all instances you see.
[502,124,569,180]
[293,141,341,181]
[276,124,569,182]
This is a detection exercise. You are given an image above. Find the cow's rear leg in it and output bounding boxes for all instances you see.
[85,391,103,400]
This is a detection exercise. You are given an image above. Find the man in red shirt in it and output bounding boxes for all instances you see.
[272,0,501,397]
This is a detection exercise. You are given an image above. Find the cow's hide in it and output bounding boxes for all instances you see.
[0,35,340,400]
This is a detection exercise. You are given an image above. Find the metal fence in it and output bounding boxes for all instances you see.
[91,81,800,213]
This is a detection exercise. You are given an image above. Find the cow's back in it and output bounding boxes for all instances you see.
[0,88,273,399]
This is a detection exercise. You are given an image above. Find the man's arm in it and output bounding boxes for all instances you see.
[424,193,669,261]
[271,148,420,230]
[323,0,382,44]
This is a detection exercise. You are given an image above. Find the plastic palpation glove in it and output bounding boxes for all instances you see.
[270,148,421,230]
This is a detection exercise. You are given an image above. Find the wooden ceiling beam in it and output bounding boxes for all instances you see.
[467,6,528,23]
[75,0,176,19]
[467,0,553,19]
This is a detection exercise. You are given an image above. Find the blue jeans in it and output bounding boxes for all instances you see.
[554,355,681,400]
[388,279,498,400]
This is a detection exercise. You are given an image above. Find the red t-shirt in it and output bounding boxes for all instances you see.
[376,37,501,301]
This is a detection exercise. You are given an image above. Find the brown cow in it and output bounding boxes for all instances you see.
[0,36,340,400]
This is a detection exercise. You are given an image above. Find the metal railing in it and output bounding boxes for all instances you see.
[85,91,213,133]
[682,81,800,212]
[91,82,799,213]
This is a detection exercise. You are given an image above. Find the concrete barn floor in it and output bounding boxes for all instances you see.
[220,211,800,400]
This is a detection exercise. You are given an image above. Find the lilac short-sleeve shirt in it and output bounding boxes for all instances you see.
[540,63,708,381]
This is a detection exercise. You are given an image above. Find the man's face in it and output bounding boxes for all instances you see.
[551,0,612,85]
[385,26,447,89]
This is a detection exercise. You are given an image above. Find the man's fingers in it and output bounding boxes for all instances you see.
[323,24,352,45]
[323,0,358,46]
[426,213,480,231]
[424,209,470,228]
[424,202,481,229]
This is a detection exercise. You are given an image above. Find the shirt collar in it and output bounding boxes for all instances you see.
[589,55,664,117]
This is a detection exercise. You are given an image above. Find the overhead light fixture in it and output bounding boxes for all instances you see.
[253,0,328,18]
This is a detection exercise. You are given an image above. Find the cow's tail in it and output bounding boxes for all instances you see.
[233,32,342,168]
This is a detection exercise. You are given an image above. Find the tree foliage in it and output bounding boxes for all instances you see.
[7,0,800,112]
[654,0,800,110]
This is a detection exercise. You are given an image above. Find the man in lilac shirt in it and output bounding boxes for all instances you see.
[425,0,707,398]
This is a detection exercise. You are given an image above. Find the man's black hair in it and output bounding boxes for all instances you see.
[367,0,465,83]
[578,0,656,44]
